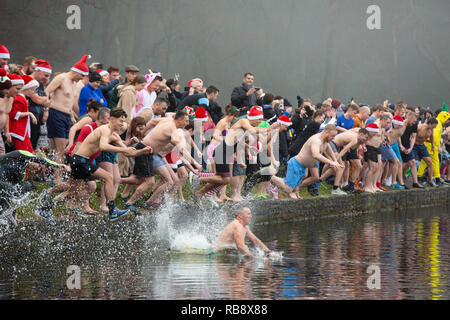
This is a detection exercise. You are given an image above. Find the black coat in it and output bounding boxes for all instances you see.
[288,120,321,158]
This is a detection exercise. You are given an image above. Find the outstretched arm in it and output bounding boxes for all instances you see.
[246,228,270,253]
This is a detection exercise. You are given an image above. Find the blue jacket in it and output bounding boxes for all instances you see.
[79,83,108,117]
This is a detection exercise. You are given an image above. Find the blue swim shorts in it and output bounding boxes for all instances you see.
[47,108,72,139]
[284,157,307,190]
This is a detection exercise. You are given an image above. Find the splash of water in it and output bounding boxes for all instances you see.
[142,196,231,253]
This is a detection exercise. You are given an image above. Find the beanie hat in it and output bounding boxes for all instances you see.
[71,55,91,76]
[89,71,102,83]
[8,74,24,86]
[332,98,341,109]
[366,122,380,133]
[194,107,208,122]
[392,115,404,126]
[97,69,109,77]
[188,78,203,88]
[183,106,195,120]
[34,59,52,74]
[247,106,264,120]
[297,96,304,107]
[0,45,10,59]
[278,115,292,127]
[21,75,39,91]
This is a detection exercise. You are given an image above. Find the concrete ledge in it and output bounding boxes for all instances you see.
[251,186,450,225]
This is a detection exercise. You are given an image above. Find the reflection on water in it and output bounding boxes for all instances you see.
[0,204,449,300]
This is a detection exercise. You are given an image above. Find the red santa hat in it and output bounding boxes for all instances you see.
[0,45,10,59]
[8,74,24,86]
[392,115,404,126]
[247,106,264,120]
[188,78,203,88]
[366,122,380,133]
[21,75,39,91]
[71,54,91,76]
[97,69,109,77]
[278,115,292,127]
[0,68,9,83]
[34,59,52,74]
[194,107,208,122]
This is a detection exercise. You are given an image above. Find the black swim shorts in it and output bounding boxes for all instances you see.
[133,142,153,177]
[70,154,99,181]
[364,145,381,163]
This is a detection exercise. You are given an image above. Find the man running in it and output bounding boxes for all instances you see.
[45,55,90,181]
[269,124,343,199]
[40,108,152,221]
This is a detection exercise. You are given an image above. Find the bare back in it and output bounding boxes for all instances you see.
[296,133,329,168]
[142,118,177,156]
[333,128,359,149]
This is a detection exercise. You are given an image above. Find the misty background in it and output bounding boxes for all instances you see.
[2,0,450,109]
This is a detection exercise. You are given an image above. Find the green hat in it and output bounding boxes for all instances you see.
[443,102,449,113]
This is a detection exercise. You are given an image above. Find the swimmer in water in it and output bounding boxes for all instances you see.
[214,207,275,258]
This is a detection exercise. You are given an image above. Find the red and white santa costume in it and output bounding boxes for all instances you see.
[8,75,39,153]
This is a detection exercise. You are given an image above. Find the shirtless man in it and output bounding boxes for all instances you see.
[268,124,343,199]
[214,207,273,258]
[194,106,280,200]
[45,55,90,180]
[385,115,407,189]
[321,128,370,193]
[414,117,439,187]
[39,108,152,221]
[124,110,199,209]
[140,97,169,128]
[363,114,391,193]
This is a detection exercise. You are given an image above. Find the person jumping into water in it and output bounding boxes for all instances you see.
[214,207,276,258]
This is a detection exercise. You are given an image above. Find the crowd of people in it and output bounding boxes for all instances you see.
[1,43,450,225]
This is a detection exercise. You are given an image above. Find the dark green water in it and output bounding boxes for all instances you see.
[0,204,449,300]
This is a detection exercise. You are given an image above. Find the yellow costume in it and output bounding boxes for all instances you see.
[418,111,450,179]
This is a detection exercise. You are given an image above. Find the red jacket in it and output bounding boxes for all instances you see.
[9,93,31,141]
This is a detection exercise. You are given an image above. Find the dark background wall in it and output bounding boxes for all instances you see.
[2,0,450,109]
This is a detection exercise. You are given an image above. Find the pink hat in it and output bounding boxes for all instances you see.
[35,59,52,74]
[0,45,10,59]
[71,55,91,75]
[97,69,109,77]
[21,75,39,91]
[392,115,404,126]
[278,115,292,126]
[366,122,380,133]
[247,106,264,120]
[8,74,24,86]
[194,107,208,122]
[144,72,162,90]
